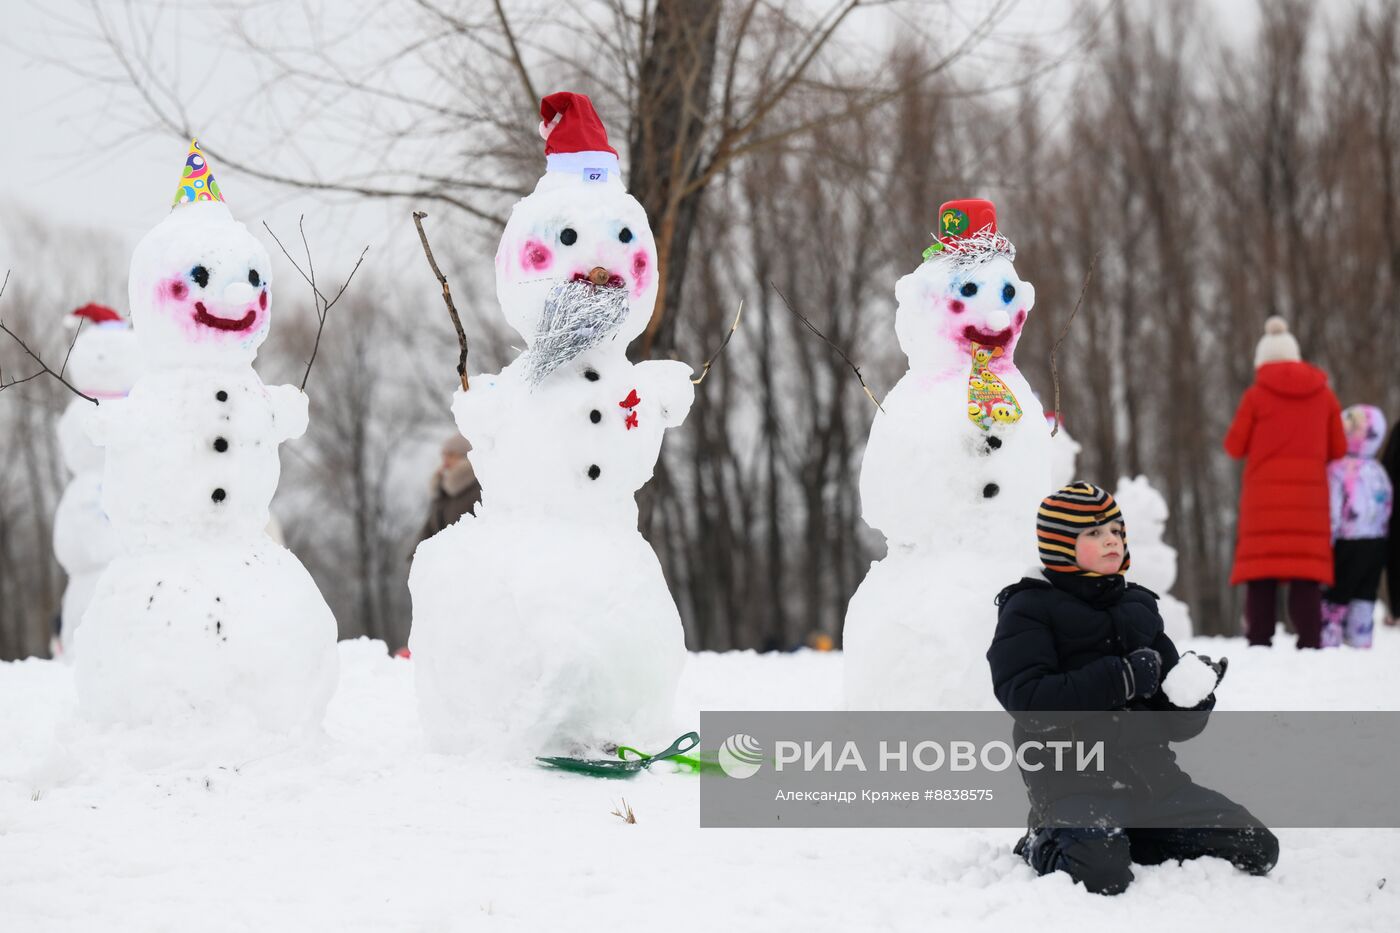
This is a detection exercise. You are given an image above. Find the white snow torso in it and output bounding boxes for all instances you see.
[93,367,307,548]
[860,363,1048,554]
[453,344,694,524]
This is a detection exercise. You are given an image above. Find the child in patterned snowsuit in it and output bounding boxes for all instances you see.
[1322,405,1394,648]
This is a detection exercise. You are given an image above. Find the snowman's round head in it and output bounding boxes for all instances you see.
[494,91,658,347]
[128,201,273,369]
[68,321,141,398]
[894,250,1035,372]
[494,177,657,346]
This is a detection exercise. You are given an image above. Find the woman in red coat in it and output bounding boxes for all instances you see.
[1224,317,1346,648]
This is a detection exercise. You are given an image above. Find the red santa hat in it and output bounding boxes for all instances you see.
[537,92,622,186]
[66,303,124,330]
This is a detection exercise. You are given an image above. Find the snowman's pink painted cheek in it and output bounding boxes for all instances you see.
[1015,309,1026,327]
[521,239,553,272]
[949,298,965,314]
[260,290,268,310]
[168,279,187,301]
[631,250,651,292]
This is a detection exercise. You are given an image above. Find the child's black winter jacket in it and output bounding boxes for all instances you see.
[987,573,1213,816]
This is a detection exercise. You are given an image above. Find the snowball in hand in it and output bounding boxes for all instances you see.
[1162,653,1218,708]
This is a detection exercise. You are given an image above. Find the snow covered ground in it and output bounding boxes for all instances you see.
[2,627,1398,932]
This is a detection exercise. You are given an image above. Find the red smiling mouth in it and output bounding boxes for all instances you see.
[571,271,625,289]
[194,302,257,332]
[963,325,1013,348]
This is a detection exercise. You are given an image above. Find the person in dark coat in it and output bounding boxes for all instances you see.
[415,433,481,545]
[987,482,1278,896]
[1384,423,1400,626]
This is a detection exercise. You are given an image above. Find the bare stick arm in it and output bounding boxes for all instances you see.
[262,219,369,391]
[1049,253,1098,437]
[771,282,883,413]
[692,299,744,386]
[0,272,98,403]
[412,211,471,391]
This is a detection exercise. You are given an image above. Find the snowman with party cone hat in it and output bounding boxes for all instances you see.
[75,141,338,734]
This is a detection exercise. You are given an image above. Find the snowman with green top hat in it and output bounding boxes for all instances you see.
[844,198,1052,711]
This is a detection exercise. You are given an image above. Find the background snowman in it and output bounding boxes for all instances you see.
[74,141,338,734]
[409,92,694,757]
[51,303,141,657]
[1041,414,1194,641]
[844,199,1051,710]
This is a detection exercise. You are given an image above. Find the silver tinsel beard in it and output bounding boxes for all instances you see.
[523,279,631,386]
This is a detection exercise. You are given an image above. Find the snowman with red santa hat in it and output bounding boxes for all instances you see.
[52,303,141,656]
[74,142,338,735]
[409,93,694,756]
[844,199,1051,710]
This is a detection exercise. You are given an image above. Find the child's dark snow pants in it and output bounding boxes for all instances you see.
[1018,783,1279,895]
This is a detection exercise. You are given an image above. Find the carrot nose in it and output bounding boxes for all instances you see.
[587,266,611,286]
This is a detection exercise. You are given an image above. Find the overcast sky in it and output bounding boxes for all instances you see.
[0,0,1261,286]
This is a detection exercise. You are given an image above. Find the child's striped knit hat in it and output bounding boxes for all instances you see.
[1037,482,1130,575]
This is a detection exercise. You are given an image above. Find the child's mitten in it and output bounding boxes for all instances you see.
[1123,647,1163,700]
[1192,653,1228,688]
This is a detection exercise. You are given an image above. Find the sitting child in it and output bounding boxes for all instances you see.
[986,482,1279,895]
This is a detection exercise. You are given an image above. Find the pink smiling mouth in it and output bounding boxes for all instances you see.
[963,325,1013,348]
[194,301,257,332]
[571,271,626,289]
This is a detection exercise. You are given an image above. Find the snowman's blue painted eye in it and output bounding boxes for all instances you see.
[560,227,578,246]
[960,281,978,297]
[191,265,210,288]
[618,227,633,243]
[1002,283,1015,303]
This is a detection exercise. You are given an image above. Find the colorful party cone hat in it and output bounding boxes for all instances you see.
[171,139,225,208]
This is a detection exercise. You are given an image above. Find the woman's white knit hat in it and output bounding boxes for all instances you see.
[1254,315,1302,367]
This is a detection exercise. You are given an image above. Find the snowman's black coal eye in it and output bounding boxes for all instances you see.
[248,269,261,287]
[960,281,978,298]
[560,227,578,246]
[618,227,633,243]
[1002,283,1015,303]
[192,265,210,289]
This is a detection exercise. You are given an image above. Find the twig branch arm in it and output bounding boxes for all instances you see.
[1048,252,1098,437]
[300,246,368,391]
[412,211,471,391]
[262,220,370,391]
[0,279,98,404]
[771,282,883,413]
[692,299,744,386]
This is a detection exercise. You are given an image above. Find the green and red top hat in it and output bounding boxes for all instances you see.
[937,198,997,244]
[922,197,1014,264]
